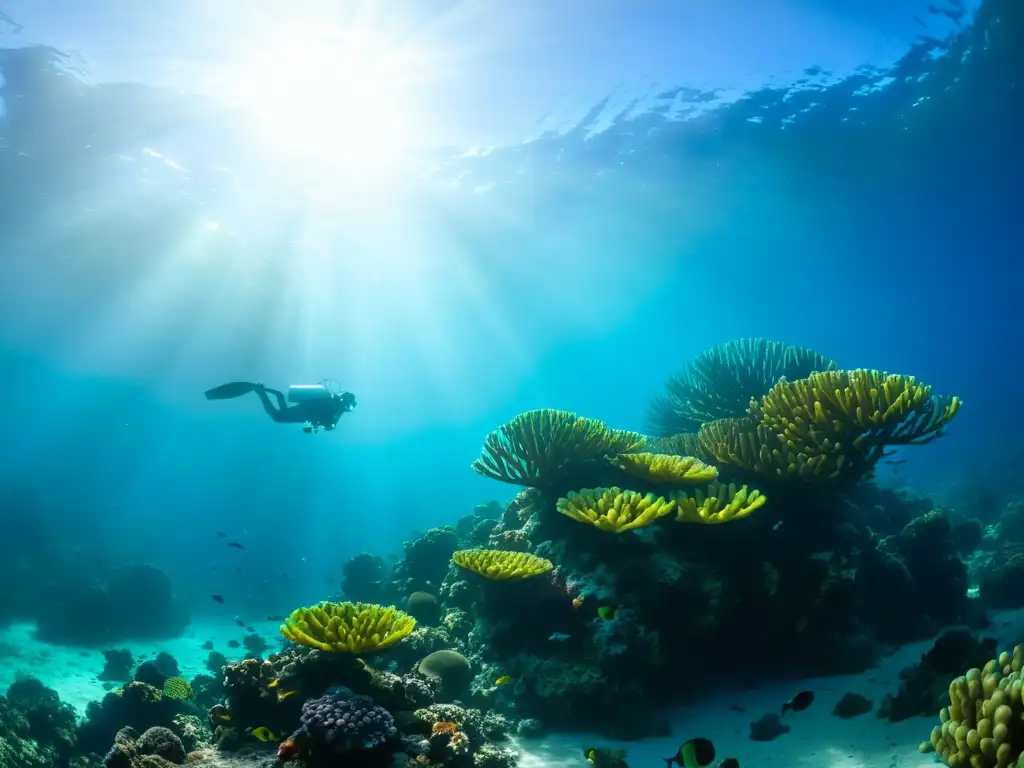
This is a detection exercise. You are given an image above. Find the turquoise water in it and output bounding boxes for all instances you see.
[0,2,1021,768]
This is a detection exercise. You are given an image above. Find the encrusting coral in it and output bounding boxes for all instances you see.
[646,337,838,436]
[452,549,553,580]
[670,481,767,524]
[615,452,718,484]
[556,487,676,533]
[921,643,1024,767]
[280,601,416,654]
[471,408,644,488]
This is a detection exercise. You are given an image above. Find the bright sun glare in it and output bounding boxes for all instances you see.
[217,20,428,175]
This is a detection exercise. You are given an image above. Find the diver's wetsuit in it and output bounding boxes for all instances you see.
[255,385,342,430]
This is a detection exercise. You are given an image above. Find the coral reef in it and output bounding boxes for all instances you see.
[27,337,976,768]
[0,677,77,768]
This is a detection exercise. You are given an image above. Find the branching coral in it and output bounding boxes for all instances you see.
[698,370,962,483]
[921,644,1024,767]
[615,452,718,484]
[671,481,767,524]
[556,487,676,533]
[758,369,962,449]
[471,409,645,488]
[280,602,416,654]
[698,417,853,481]
[452,549,553,580]
[647,338,837,436]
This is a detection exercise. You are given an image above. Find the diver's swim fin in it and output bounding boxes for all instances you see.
[204,382,259,400]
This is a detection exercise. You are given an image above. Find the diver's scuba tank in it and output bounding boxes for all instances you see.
[287,384,334,404]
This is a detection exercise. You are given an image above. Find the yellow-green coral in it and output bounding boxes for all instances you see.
[160,679,192,704]
[615,452,719,484]
[451,549,553,580]
[557,487,675,533]
[280,602,416,654]
[471,409,645,488]
[759,369,962,449]
[671,481,767,524]
[698,369,961,483]
[922,644,1024,767]
[162,677,193,701]
[698,417,853,481]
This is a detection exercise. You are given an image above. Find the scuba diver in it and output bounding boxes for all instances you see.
[204,380,357,434]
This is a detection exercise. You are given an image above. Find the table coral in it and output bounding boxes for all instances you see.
[556,487,675,533]
[280,602,416,654]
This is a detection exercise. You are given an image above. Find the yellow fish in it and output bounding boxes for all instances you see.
[267,679,280,689]
[494,675,512,686]
[584,748,597,762]
[250,726,278,743]
[277,689,299,702]
[212,712,231,723]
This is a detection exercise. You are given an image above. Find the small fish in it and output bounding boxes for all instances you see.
[548,632,571,642]
[235,567,244,572]
[250,726,278,742]
[584,748,597,763]
[597,605,618,621]
[228,640,240,648]
[217,531,226,538]
[212,711,232,723]
[228,542,245,550]
[782,690,815,715]
[235,618,246,627]
[717,760,740,768]
[246,626,255,632]
[277,689,299,702]
[663,737,716,768]
[211,594,225,604]
[884,458,907,465]
[494,675,512,686]
[266,615,283,622]
[201,641,214,650]
[268,679,281,689]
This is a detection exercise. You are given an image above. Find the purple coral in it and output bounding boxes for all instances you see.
[299,687,397,752]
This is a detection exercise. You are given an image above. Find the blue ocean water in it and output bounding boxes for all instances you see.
[0,1,1021,767]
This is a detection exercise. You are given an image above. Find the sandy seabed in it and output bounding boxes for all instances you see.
[5,608,1024,768]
